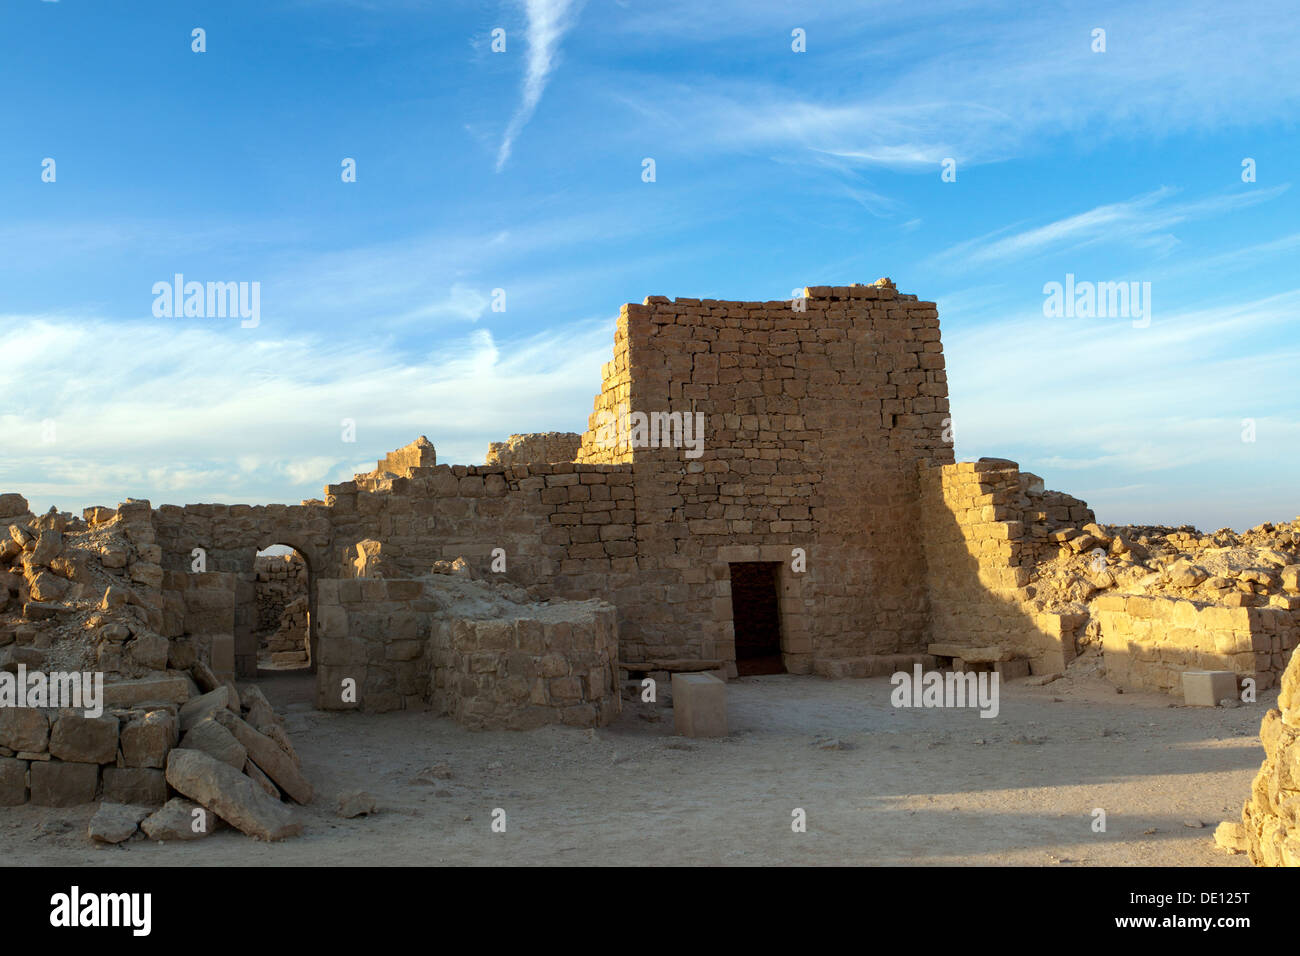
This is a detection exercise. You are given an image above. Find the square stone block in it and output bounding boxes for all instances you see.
[30,760,99,806]
[672,673,727,737]
[1182,670,1238,707]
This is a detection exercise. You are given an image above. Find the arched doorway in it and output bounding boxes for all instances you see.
[253,544,312,674]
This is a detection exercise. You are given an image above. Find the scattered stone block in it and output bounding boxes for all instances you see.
[165,748,302,841]
[180,717,247,770]
[1182,670,1238,707]
[671,673,727,738]
[213,709,312,804]
[178,685,235,732]
[141,798,219,842]
[88,802,151,844]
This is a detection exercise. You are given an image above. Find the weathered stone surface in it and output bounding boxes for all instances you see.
[30,760,98,806]
[178,686,235,732]
[672,673,728,738]
[164,748,302,841]
[0,707,49,753]
[88,802,151,844]
[141,797,217,841]
[244,759,279,799]
[102,767,168,806]
[239,684,281,732]
[49,713,119,764]
[101,676,191,708]
[213,709,312,804]
[180,717,247,770]
[0,757,28,805]
[119,710,176,768]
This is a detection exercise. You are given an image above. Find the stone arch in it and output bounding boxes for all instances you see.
[250,535,323,677]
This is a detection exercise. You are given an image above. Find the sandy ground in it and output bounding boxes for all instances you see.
[3,671,1266,866]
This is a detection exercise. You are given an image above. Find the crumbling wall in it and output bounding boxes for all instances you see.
[485,432,581,466]
[918,458,1090,674]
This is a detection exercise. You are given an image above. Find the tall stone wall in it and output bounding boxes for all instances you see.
[571,280,954,672]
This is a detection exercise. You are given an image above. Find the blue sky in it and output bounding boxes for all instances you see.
[2,0,1298,531]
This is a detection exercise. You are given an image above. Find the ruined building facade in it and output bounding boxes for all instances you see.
[4,279,1297,734]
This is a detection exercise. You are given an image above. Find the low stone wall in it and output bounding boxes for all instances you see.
[430,602,619,730]
[0,706,175,807]
[1093,594,1299,693]
[314,577,620,729]
[485,432,582,467]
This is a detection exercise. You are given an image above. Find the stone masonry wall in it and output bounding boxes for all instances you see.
[570,279,954,673]
[919,458,1094,674]
[485,433,582,467]
[313,577,620,729]
[1093,594,1299,694]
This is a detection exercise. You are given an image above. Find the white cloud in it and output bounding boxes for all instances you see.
[0,311,616,514]
[932,186,1289,269]
[496,0,583,171]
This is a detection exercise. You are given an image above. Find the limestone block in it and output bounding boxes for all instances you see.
[30,760,99,806]
[164,749,301,841]
[1182,670,1238,707]
[102,767,168,806]
[0,757,27,805]
[0,707,49,753]
[49,713,119,764]
[672,673,727,737]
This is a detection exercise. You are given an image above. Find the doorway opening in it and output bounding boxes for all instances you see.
[729,561,785,676]
[254,545,311,672]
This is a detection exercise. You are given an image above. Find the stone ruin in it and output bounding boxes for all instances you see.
[254,552,309,670]
[1,278,1298,854]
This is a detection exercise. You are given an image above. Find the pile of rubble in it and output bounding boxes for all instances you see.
[1,494,177,680]
[1,658,310,843]
[1,494,310,843]
[1024,518,1300,656]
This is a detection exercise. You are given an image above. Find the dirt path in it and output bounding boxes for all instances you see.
[4,672,1264,866]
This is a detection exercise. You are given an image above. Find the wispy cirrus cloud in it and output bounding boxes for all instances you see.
[932,185,1290,269]
[496,0,583,171]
